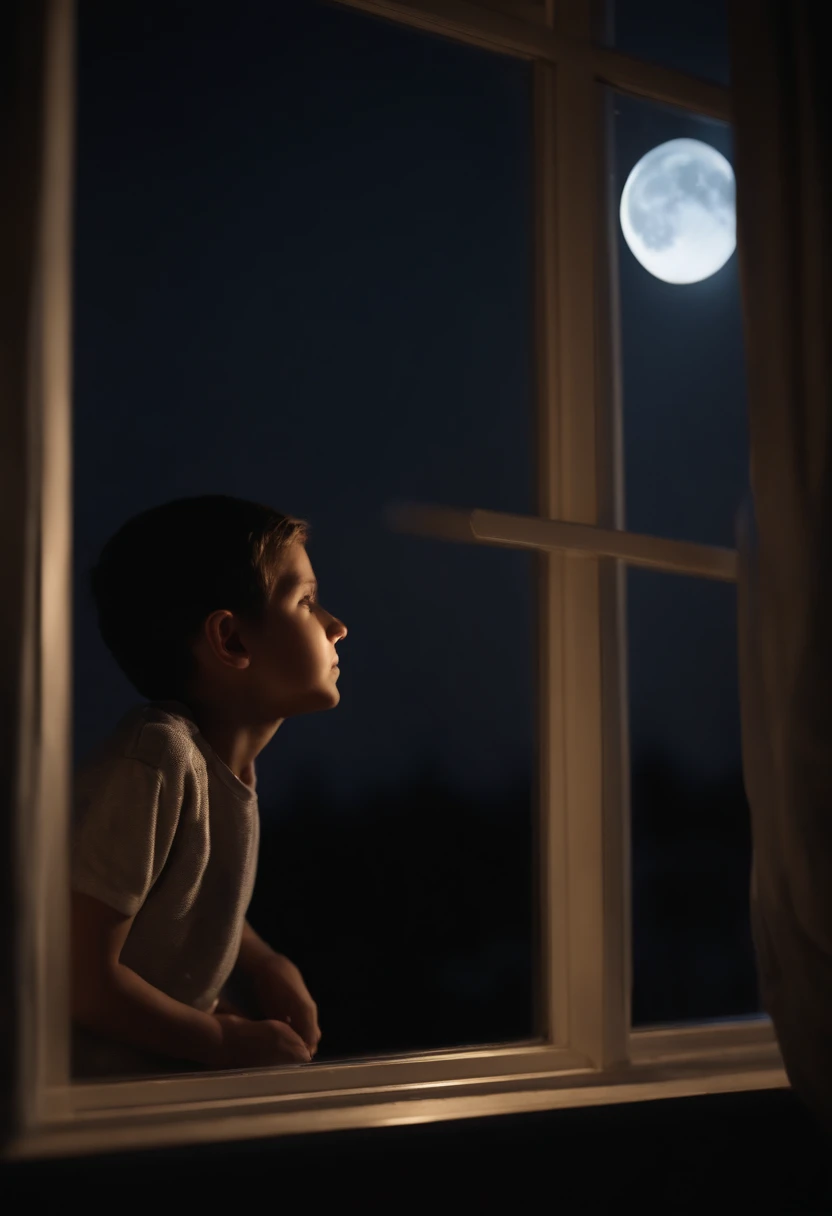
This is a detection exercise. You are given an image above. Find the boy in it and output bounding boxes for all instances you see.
[71,494,347,1078]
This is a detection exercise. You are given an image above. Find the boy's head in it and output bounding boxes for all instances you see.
[90,494,347,719]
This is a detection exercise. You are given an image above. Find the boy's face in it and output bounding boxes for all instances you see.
[196,540,347,719]
[248,540,347,718]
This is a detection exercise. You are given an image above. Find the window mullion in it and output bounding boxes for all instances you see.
[385,504,737,582]
[552,0,628,1070]
[532,58,569,1053]
[470,511,737,581]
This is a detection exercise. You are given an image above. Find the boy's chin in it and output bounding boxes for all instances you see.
[281,686,341,716]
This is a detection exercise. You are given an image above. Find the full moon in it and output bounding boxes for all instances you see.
[619,138,736,284]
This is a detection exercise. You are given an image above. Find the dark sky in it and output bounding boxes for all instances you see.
[72,0,744,815]
[610,0,730,86]
[613,89,748,783]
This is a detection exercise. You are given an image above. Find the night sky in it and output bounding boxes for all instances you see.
[614,89,748,783]
[610,0,731,86]
[71,0,754,1042]
[73,0,537,812]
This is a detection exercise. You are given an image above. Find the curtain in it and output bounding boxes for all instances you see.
[731,1,832,1129]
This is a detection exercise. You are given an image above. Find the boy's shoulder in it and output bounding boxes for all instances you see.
[78,700,201,780]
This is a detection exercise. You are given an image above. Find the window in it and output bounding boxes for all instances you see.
[5,0,786,1162]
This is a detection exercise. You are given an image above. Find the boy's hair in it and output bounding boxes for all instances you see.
[90,494,309,701]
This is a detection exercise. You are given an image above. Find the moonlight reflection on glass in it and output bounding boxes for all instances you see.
[620,138,736,284]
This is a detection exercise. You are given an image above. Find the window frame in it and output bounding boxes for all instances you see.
[4,0,787,1162]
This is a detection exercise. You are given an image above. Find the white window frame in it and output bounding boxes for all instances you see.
[4,0,787,1162]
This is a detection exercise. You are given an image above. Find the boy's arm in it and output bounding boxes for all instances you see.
[72,893,312,1069]
[231,920,322,1056]
[71,890,224,1066]
[235,919,280,975]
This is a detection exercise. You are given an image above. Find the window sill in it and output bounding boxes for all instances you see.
[6,1028,787,1161]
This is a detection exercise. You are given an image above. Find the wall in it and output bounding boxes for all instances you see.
[4,1089,830,1209]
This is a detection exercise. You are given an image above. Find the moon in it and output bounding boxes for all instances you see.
[619,138,736,285]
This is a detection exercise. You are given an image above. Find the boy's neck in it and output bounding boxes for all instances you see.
[171,698,283,787]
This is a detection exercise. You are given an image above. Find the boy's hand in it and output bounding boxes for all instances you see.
[212,1013,312,1068]
[250,954,322,1057]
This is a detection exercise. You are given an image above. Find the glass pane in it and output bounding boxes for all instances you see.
[248,541,536,1059]
[610,91,748,548]
[73,0,536,1070]
[602,0,731,87]
[627,567,761,1026]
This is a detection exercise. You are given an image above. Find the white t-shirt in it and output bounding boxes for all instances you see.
[71,700,260,1078]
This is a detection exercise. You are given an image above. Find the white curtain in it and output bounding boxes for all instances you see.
[731,0,832,1128]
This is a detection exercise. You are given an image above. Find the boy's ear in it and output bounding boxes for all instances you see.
[203,610,252,669]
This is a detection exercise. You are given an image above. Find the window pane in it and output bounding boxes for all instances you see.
[73,0,536,1067]
[248,541,537,1059]
[627,567,761,1026]
[601,0,731,87]
[609,91,748,548]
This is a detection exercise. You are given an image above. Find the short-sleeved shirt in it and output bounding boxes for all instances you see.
[71,700,260,1078]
